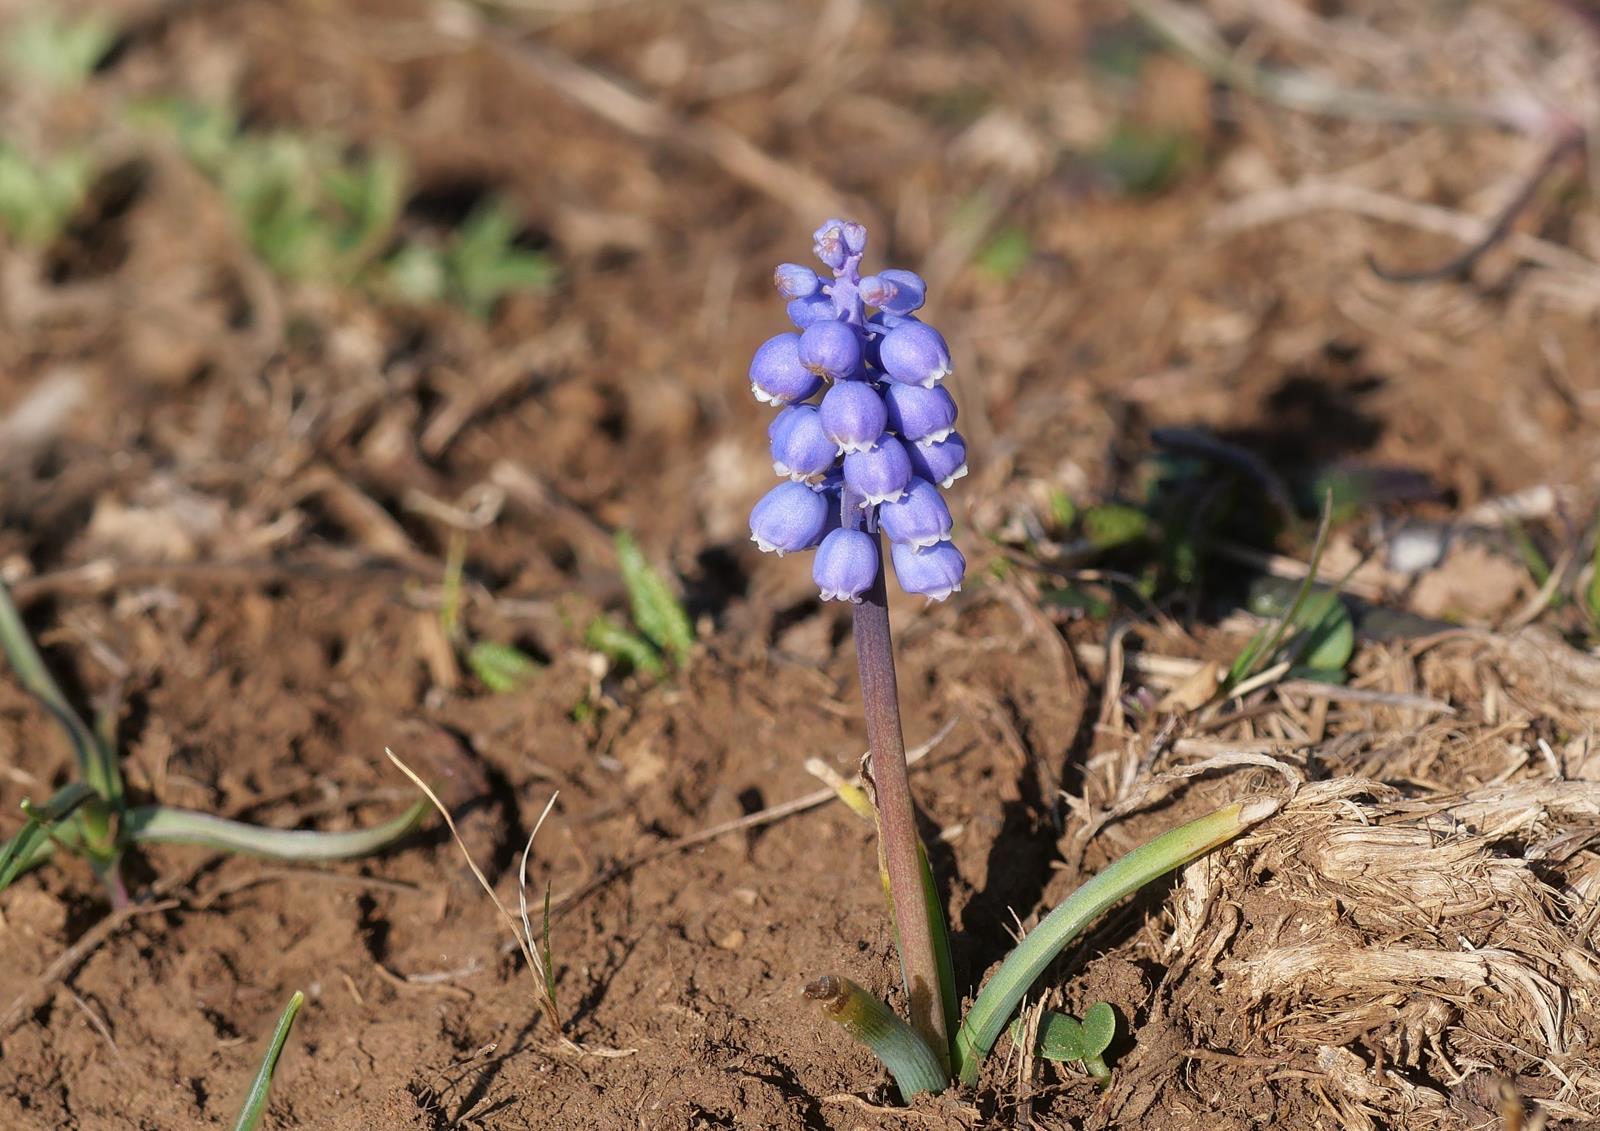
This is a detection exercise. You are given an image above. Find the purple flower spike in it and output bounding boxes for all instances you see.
[771,404,837,480]
[880,322,952,388]
[906,431,968,488]
[820,380,888,454]
[799,319,862,381]
[750,333,823,405]
[859,269,927,316]
[891,539,966,602]
[883,384,957,442]
[813,528,878,603]
[775,263,822,298]
[787,294,836,329]
[843,435,913,506]
[878,477,953,549]
[750,481,831,556]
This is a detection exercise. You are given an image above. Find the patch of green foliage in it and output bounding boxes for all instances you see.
[1009,1000,1116,1084]
[586,532,695,678]
[3,12,116,91]
[0,143,93,246]
[127,98,555,315]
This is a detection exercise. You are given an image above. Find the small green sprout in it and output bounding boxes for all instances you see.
[384,199,558,317]
[127,98,552,316]
[1009,1000,1116,1084]
[0,143,94,246]
[436,533,543,694]
[0,578,425,907]
[585,532,694,678]
[468,641,542,693]
[1225,494,1342,692]
[231,991,305,1131]
[2,12,116,91]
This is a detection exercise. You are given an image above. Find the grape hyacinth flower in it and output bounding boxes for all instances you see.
[746,219,968,1066]
[747,218,967,604]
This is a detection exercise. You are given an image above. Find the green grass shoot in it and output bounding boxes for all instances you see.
[0,576,425,903]
[615,532,695,664]
[230,991,305,1131]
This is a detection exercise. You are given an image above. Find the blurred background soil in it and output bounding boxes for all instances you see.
[2,0,1600,1127]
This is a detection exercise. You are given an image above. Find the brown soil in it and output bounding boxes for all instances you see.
[3,1,1600,1128]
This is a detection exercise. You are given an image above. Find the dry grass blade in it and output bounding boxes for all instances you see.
[384,747,572,1049]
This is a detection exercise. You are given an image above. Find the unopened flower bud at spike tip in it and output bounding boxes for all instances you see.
[891,539,965,602]
[750,482,830,556]
[843,435,913,506]
[813,528,878,602]
[880,321,952,388]
[799,319,863,381]
[860,268,926,316]
[812,219,849,270]
[750,332,822,406]
[774,263,822,298]
[820,380,888,454]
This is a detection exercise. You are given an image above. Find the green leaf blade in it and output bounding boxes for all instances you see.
[231,990,305,1131]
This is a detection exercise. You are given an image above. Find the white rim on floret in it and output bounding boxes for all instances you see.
[751,533,790,556]
[818,587,865,603]
[937,463,969,489]
[857,486,908,507]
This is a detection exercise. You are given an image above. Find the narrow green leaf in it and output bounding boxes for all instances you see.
[0,579,123,807]
[614,532,695,663]
[952,798,1278,1086]
[0,782,96,892]
[584,615,664,678]
[468,642,541,693]
[231,990,305,1131]
[121,802,426,860]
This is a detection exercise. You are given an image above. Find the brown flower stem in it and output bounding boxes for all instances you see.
[852,533,950,1071]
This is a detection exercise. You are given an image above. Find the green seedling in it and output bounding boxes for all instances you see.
[0,579,425,907]
[436,533,542,693]
[129,98,552,316]
[231,991,305,1131]
[2,12,116,91]
[0,143,94,246]
[468,641,541,693]
[1224,494,1342,692]
[585,532,694,678]
[384,199,557,317]
[1009,1000,1116,1084]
